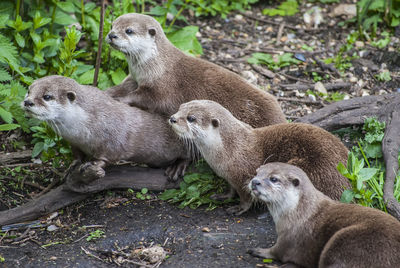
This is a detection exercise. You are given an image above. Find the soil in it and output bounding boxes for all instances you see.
[1,1,400,267]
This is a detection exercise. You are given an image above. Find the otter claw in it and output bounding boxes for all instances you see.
[226,205,247,216]
[247,247,273,259]
[79,162,105,180]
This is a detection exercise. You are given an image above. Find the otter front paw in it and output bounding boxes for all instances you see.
[79,162,106,182]
[165,159,189,182]
[226,205,248,216]
[247,247,274,259]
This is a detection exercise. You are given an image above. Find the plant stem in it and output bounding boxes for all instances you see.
[50,4,57,34]
[141,0,145,13]
[81,0,85,29]
[167,1,188,33]
[16,0,21,19]
[162,0,173,28]
[93,0,106,87]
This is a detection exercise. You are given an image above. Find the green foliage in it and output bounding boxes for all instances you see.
[323,32,359,72]
[135,188,152,200]
[371,31,391,48]
[0,254,4,262]
[338,118,400,212]
[248,53,300,70]
[86,229,105,241]
[307,0,339,3]
[355,0,400,34]
[306,90,346,103]
[376,70,392,82]
[262,0,299,17]
[30,123,72,167]
[190,0,258,18]
[159,161,235,210]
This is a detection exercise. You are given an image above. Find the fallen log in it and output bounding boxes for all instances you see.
[296,93,400,220]
[0,165,178,226]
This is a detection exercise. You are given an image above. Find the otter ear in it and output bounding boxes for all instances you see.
[67,91,76,102]
[290,177,300,187]
[211,118,219,128]
[148,28,156,36]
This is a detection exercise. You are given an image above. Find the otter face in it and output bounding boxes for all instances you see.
[22,76,78,122]
[106,13,159,62]
[169,100,221,147]
[249,163,301,210]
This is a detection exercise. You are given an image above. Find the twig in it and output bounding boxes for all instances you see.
[81,246,104,262]
[0,230,8,244]
[278,72,310,84]
[276,22,285,45]
[33,175,61,199]
[1,176,45,190]
[0,163,38,168]
[251,64,275,79]
[73,234,89,243]
[278,97,323,105]
[93,0,106,87]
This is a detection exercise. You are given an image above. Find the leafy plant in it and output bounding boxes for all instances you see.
[159,161,235,210]
[248,53,300,70]
[136,188,152,200]
[371,31,391,49]
[262,0,299,16]
[376,70,392,82]
[353,117,385,160]
[190,0,259,18]
[86,229,105,242]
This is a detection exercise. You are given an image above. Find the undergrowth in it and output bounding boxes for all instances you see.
[337,117,400,211]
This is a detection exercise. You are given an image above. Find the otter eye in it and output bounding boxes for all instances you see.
[187,115,196,123]
[125,28,133,35]
[43,95,52,101]
[270,177,279,183]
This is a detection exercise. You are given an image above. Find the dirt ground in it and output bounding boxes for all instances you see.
[1,196,275,268]
[1,1,400,267]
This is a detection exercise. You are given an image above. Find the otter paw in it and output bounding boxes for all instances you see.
[165,160,189,182]
[79,162,106,180]
[247,247,273,259]
[226,205,247,216]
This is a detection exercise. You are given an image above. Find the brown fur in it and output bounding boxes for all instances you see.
[169,100,350,215]
[105,13,285,128]
[23,75,190,181]
[249,162,400,268]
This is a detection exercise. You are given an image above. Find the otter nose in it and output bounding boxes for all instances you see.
[108,33,117,40]
[169,116,177,124]
[24,100,34,107]
[251,179,261,190]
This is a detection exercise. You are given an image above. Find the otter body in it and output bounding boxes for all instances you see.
[23,76,189,181]
[169,100,350,215]
[249,162,400,268]
[106,13,286,128]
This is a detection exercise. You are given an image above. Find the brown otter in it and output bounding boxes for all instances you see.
[248,162,400,267]
[22,75,190,182]
[169,100,350,215]
[105,13,286,128]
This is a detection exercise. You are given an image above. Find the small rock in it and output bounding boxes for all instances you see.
[195,32,202,38]
[355,41,364,48]
[234,14,243,21]
[166,13,174,21]
[294,53,306,62]
[357,79,364,88]
[343,94,350,100]
[308,94,317,102]
[314,82,327,94]
[202,227,211,233]
[140,246,166,264]
[242,71,258,85]
[49,256,58,261]
[47,225,58,232]
[266,26,273,32]
[332,4,357,17]
[33,158,42,164]
[349,76,358,83]
[397,88,400,93]
[362,91,370,97]
[380,89,389,95]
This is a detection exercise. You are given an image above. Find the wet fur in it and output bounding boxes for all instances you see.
[170,100,350,214]
[23,76,190,180]
[249,163,400,268]
[106,13,285,128]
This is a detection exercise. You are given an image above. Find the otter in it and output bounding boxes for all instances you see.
[105,13,286,128]
[248,162,400,267]
[22,75,190,182]
[169,100,350,215]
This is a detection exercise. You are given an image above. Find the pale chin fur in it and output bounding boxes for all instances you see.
[112,34,162,83]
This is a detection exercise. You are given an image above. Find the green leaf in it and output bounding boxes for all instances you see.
[0,33,22,75]
[0,67,12,82]
[56,2,76,13]
[141,188,148,194]
[359,168,379,182]
[340,189,355,203]
[33,11,51,30]
[0,123,20,131]
[159,189,179,200]
[0,106,13,124]
[167,26,203,56]
[15,32,25,48]
[32,141,45,158]
[263,259,273,263]
[110,68,127,85]
[0,14,9,29]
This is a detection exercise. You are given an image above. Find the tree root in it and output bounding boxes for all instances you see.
[296,93,400,220]
[0,165,178,227]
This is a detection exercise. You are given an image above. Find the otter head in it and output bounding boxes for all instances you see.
[249,163,305,213]
[169,100,225,149]
[22,75,79,122]
[106,13,163,63]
